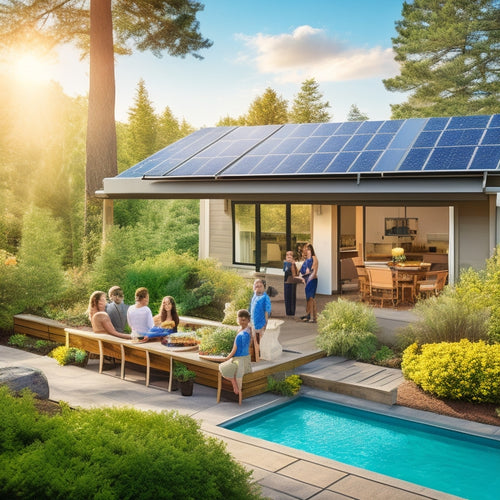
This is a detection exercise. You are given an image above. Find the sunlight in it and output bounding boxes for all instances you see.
[5,48,56,86]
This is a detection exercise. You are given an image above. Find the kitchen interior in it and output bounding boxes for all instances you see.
[340,206,449,270]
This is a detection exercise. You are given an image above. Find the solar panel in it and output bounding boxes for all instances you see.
[128,114,500,180]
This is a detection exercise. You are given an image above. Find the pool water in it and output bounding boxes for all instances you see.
[224,397,500,499]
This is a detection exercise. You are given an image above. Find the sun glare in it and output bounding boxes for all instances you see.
[8,49,55,86]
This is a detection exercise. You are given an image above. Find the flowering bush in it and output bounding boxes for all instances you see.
[48,346,88,366]
[401,340,500,403]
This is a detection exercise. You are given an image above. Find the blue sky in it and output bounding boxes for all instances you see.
[52,0,408,128]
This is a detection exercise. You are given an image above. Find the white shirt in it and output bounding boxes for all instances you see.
[127,305,154,334]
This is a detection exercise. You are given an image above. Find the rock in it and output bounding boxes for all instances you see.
[0,366,49,399]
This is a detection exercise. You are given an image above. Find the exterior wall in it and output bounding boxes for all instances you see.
[455,200,491,272]
[206,199,233,267]
[312,205,336,295]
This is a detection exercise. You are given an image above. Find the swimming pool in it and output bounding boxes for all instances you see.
[223,395,500,499]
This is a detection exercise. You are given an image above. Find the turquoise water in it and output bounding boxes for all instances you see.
[224,397,500,499]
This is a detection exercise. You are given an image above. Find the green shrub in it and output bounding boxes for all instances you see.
[222,284,254,325]
[119,251,246,321]
[7,334,28,348]
[0,387,262,499]
[48,346,88,366]
[316,299,379,361]
[396,292,490,350]
[267,374,303,396]
[373,345,395,363]
[401,340,500,403]
[198,326,237,356]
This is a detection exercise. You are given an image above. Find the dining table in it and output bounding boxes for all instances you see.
[388,262,431,305]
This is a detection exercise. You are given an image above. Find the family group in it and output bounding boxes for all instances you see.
[87,287,179,343]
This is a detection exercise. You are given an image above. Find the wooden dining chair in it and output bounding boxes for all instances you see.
[367,267,398,307]
[416,270,448,298]
[356,266,370,302]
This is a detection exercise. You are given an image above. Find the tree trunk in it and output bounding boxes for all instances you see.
[86,0,117,199]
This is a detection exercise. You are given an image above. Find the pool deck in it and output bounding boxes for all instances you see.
[2,313,499,500]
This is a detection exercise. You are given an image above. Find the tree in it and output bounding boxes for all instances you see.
[0,0,212,198]
[127,79,158,165]
[384,0,500,118]
[215,115,247,127]
[246,88,288,125]
[347,104,369,122]
[289,78,331,123]
[157,106,181,149]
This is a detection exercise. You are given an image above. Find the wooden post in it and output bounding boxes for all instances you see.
[102,198,114,243]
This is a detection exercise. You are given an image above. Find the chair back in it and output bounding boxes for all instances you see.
[367,267,395,290]
[435,270,448,291]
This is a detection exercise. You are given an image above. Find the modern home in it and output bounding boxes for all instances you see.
[98,114,500,296]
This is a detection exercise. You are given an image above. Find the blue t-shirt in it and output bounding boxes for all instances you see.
[234,327,251,357]
[250,292,272,330]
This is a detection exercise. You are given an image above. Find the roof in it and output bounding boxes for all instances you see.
[100,114,500,203]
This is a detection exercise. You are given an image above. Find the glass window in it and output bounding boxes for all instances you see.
[234,204,255,264]
[261,204,286,267]
[291,205,311,261]
[233,203,312,269]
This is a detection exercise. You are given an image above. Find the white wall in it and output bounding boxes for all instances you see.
[312,205,336,294]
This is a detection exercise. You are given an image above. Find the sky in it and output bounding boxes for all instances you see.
[42,0,408,128]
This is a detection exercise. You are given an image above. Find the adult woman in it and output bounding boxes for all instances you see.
[87,291,130,339]
[300,243,319,323]
[127,287,154,339]
[154,295,180,333]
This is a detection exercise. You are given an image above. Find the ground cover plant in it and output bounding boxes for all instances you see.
[0,387,263,499]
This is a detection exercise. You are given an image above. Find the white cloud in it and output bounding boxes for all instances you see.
[237,25,399,84]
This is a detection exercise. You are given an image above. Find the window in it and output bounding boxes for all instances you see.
[233,203,311,269]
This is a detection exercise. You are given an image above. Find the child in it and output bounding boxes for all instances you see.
[250,278,271,362]
[283,250,298,317]
[219,309,253,404]
[105,286,129,333]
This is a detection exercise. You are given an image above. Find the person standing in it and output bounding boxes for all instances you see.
[127,287,154,341]
[105,286,129,333]
[250,278,271,362]
[300,243,319,323]
[283,250,298,317]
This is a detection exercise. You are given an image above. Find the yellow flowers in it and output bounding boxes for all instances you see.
[4,256,17,266]
[402,339,500,403]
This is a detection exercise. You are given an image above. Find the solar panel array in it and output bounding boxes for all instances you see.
[118,115,500,179]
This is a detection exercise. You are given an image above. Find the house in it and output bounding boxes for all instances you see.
[98,114,500,295]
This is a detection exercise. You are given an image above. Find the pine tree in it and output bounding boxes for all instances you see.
[157,107,181,149]
[289,78,331,123]
[347,104,369,122]
[246,88,288,125]
[384,0,500,118]
[127,79,158,165]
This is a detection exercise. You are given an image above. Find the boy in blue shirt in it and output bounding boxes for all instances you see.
[219,309,252,403]
[250,278,272,362]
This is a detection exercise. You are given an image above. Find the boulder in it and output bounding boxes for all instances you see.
[0,366,49,399]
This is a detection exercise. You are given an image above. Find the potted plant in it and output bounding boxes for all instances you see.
[172,361,196,396]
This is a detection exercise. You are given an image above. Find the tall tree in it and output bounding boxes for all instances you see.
[289,78,331,123]
[157,106,181,149]
[384,0,500,118]
[127,79,158,165]
[0,0,212,198]
[347,104,369,122]
[246,88,288,125]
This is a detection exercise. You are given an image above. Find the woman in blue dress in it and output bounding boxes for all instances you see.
[300,243,319,323]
